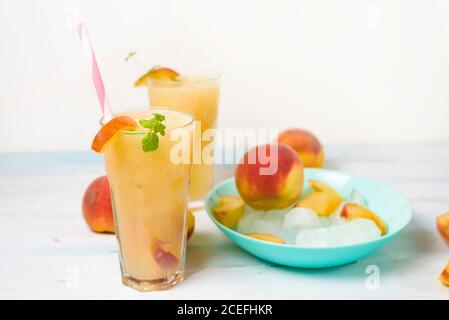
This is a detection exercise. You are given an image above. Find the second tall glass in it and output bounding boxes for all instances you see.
[147,72,220,200]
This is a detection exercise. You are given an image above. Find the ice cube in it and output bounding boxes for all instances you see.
[236,210,260,234]
[352,218,381,241]
[295,228,328,247]
[248,219,281,235]
[327,217,382,246]
[323,218,382,246]
[280,228,299,245]
[263,210,288,229]
[319,216,332,227]
[346,189,368,206]
[283,207,321,230]
[327,202,347,226]
[328,212,346,226]
[327,222,366,246]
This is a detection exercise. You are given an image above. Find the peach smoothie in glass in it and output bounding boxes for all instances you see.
[91,108,193,291]
[135,67,220,200]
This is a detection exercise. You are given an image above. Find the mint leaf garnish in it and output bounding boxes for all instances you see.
[139,113,166,152]
[153,113,165,122]
[125,51,137,62]
[141,132,159,152]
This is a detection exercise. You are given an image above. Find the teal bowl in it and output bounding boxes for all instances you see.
[205,168,412,268]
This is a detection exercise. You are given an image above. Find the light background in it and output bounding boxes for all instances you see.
[1,0,448,152]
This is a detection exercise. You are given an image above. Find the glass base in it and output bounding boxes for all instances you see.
[122,272,184,292]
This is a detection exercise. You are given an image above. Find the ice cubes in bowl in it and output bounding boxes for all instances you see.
[295,228,328,247]
[327,218,381,246]
[236,210,259,234]
[283,207,321,230]
[235,187,383,248]
[206,174,411,268]
[250,220,281,235]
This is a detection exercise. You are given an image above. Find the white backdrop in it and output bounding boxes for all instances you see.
[1,0,449,152]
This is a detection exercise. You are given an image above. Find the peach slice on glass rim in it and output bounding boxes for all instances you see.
[134,66,180,87]
[436,212,449,244]
[341,203,388,236]
[91,116,138,153]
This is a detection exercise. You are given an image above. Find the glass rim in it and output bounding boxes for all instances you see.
[100,107,195,134]
[148,69,220,85]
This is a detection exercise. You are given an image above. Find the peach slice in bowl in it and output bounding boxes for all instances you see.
[205,168,412,268]
[295,180,344,216]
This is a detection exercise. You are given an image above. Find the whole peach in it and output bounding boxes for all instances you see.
[276,128,324,168]
[235,143,304,210]
[82,176,114,233]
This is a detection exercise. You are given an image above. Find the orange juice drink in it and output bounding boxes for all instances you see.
[98,108,193,291]
[147,74,220,200]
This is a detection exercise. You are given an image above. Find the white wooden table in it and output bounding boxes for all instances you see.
[0,145,448,299]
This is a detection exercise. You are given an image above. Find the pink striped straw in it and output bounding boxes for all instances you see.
[76,23,112,120]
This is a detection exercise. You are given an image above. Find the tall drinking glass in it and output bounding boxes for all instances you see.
[103,108,193,291]
[147,72,220,201]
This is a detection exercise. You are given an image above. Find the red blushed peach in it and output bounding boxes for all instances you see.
[276,128,324,168]
[235,143,304,210]
[82,176,114,233]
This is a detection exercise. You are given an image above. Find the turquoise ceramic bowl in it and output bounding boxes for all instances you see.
[205,168,412,268]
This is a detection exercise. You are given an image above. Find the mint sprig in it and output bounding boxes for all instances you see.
[125,51,137,62]
[139,113,166,152]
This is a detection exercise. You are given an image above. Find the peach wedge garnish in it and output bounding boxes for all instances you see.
[91,116,138,153]
[440,261,449,287]
[436,212,449,244]
[295,180,343,217]
[341,203,388,236]
[134,66,179,87]
[246,233,285,244]
[213,195,245,229]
